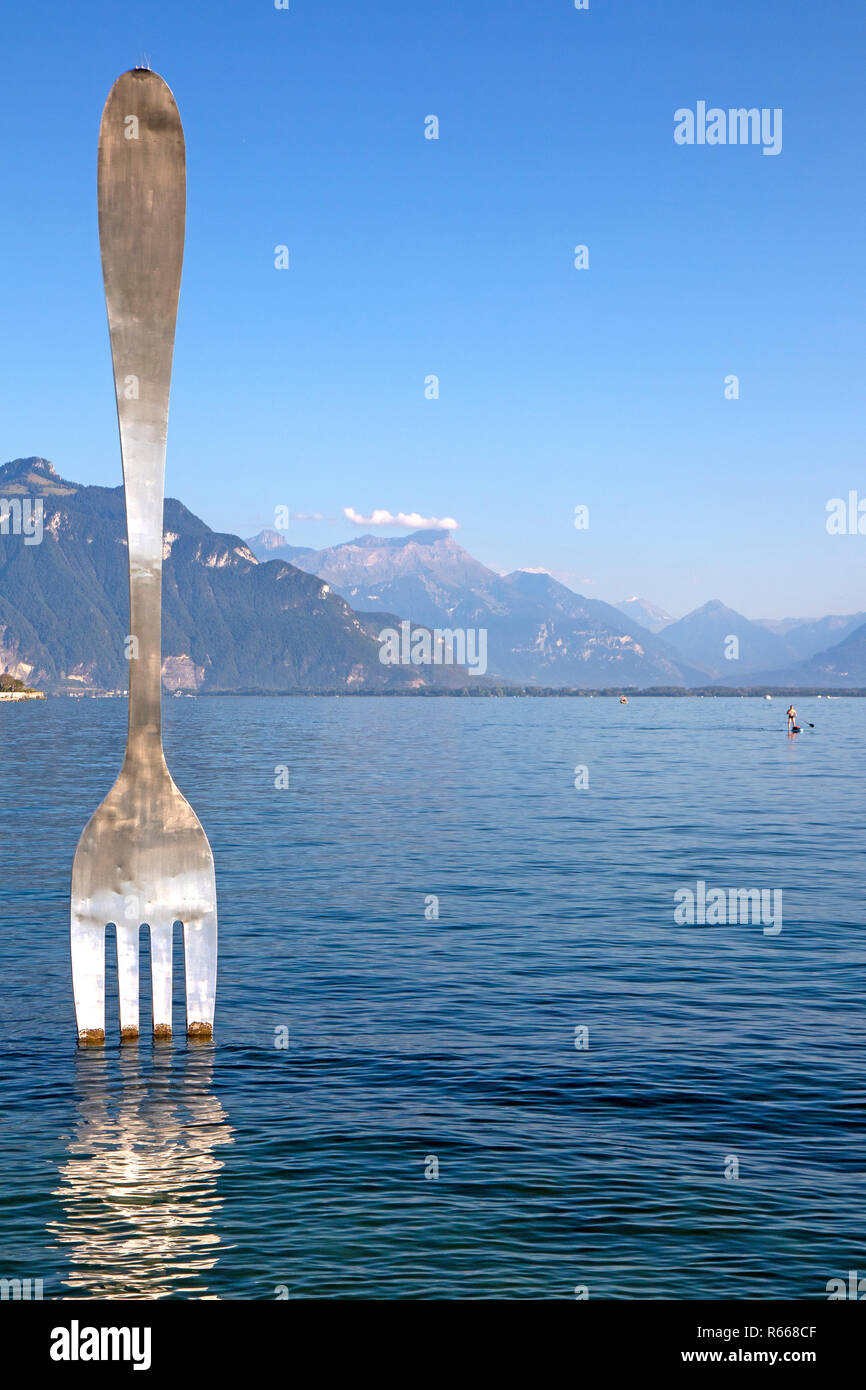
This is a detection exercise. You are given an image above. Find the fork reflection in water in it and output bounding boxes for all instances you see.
[48,1046,233,1299]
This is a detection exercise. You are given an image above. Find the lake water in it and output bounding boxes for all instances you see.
[0,695,863,1299]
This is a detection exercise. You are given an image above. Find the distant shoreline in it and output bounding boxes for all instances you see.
[194,686,866,698]
[43,685,866,699]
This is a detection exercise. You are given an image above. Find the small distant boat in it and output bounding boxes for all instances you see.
[765,694,772,700]
[619,696,628,705]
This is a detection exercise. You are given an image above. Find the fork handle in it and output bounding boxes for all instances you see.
[97,70,185,756]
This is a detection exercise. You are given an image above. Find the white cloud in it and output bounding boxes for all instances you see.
[343,507,458,531]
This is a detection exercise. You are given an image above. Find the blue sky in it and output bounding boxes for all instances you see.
[2,0,864,619]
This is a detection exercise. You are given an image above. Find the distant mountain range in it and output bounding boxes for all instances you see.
[248,530,866,688]
[2,455,863,693]
[0,459,471,693]
[659,600,795,676]
[618,596,866,682]
[246,529,708,687]
[752,611,866,661]
[727,622,866,689]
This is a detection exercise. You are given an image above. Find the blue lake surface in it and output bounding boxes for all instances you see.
[0,694,863,1299]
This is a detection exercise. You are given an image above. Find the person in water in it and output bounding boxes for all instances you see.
[787,704,798,731]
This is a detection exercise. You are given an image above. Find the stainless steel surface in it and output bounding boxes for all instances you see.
[70,68,217,1045]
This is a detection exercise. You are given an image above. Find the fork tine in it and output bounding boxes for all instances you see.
[150,923,173,1039]
[115,923,141,1042]
[184,913,217,1039]
[71,920,106,1045]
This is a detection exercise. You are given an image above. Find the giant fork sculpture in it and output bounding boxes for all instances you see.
[70,69,217,1045]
